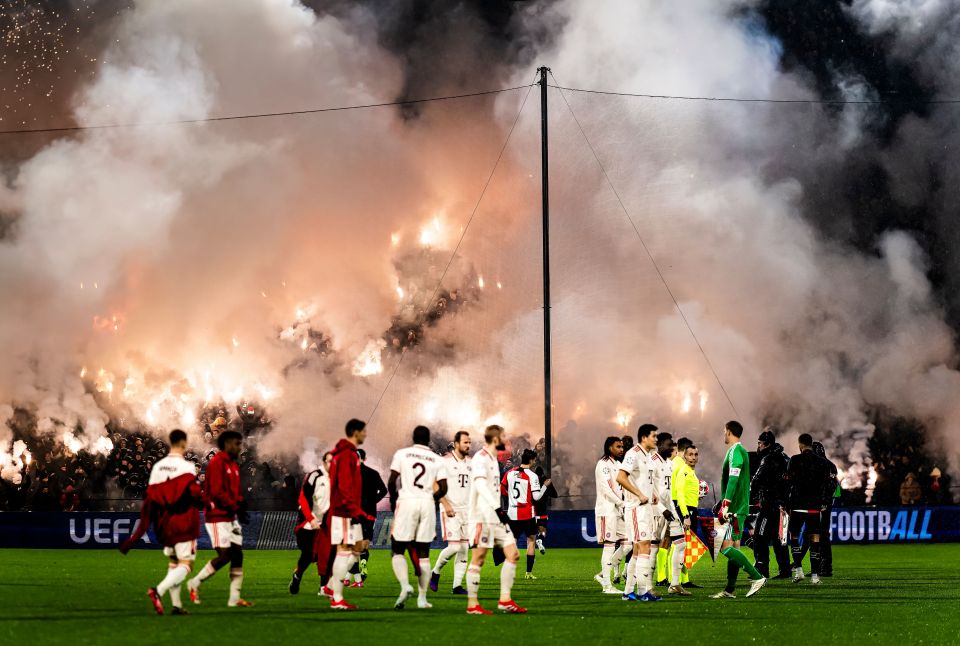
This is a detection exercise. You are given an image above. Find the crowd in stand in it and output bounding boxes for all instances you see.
[0,403,302,512]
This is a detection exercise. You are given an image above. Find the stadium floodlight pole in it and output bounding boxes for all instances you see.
[538,65,553,475]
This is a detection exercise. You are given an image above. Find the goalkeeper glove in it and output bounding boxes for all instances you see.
[662,508,676,522]
[495,508,511,525]
[717,499,731,523]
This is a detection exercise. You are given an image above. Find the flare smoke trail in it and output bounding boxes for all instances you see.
[2,0,959,495]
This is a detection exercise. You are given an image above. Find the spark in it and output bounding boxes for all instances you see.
[614,407,633,429]
[300,337,308,351]
[699,390,708,415]
[396,286,404,300]
[496,281,502,289]
[478,276,485,289]
[260,290,267,298]
[232,337,239,348]
[681,392,692,414]
[352,339,385,377]
[79,366,87,378]
[390,232,401,246]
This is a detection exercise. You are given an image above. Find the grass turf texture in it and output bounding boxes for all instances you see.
[1,545,957,645]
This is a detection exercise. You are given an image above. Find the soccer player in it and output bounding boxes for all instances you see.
[465,424,526,615]
[710,421,766,599]
[616,423,672,602]
[594,436,627,594]
[119,429,202,615]
[751,428,791,579]
[326,418,375,610]
[813,441,840,576]
[187,430,251,608]
[289,451,332,595]
[651,433,686,596]
[785,433,834,585]
[430,430,472,595]
[671,443,702,592]
[387,425,448,609]
[501,449,551,580]
[352,449,388,586]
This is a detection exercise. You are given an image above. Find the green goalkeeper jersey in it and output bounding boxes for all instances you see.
[721,442,751,516]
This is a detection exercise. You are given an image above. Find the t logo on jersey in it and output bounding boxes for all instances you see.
[458,474,469,488]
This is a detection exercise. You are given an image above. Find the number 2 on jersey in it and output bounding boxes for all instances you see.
[412,462,426,488]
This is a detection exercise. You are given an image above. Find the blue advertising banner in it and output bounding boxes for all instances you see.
[1,506,956,549]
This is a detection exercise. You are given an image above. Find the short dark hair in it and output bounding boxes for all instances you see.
[725,420,743,438]
[217,430,242,450]
[656,431,673,445]
[637,423,658,441]
[604,436,622,458]
[322,451,332,462]
[677,437,693,452]
[345,418,366,437]
[484,425,504,443]
[684,443,697,452]
[521,449,537,464]
[413,425,430,446]
[357,448,366,461]
[453,430,470,443]
[169,429,187,446]
[798,433,813,447]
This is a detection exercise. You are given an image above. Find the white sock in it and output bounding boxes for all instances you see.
[453,544,469,589]
[392,554,409,589]
[636,553,651,595]
[190,561,216,588]
[671,541,685,586]
[433,543,459,574]
[169,584,182,608]
[417,559,431,599]
[499,560,516,602]
[624,554,637,594]
[600,543,616,586]
[227,568,243,605]
[331,553,354,602]
[157,564,189,596]
[611,544,625,577]
[466,564,481,599]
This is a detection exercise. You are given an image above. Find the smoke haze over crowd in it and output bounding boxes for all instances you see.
[2,0,960,493]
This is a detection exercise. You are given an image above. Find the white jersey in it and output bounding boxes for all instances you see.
[389,444,447,502]
[441,452,471,511]
[618,445,657,507]
[304,466,330,519]
[650,452,673,506]
[468,447,501,525]
[148,454,197,485]
[594,456,623,515]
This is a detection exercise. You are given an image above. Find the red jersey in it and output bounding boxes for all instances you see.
[501,466,545,521]
[328,438,368,519]
[203,450,242,523]
[120,454,201,551]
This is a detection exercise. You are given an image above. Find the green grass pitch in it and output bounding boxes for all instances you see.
[1,545,957,645]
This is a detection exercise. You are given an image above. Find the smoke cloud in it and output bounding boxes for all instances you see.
[2,0,959,499]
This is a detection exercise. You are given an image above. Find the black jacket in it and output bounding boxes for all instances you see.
[751,443,789,508]
[360,463,387,518]
[785,449,835,510]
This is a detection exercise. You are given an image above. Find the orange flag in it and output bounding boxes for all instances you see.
[684,529,708,570]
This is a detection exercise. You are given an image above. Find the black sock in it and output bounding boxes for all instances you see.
[810,542,822,576]
[526,554,535,573]
[791,542,802,568]
[725,559,738,593]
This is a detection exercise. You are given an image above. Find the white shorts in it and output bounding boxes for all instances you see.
[470,520,516,550]
[205,521,242,549]
[330,515,364,546]
[440,509,469,542]
[652,514,683,543]
[392,498,437,543]
[625,505,654,543]
[163,540,197,561]
[595,511,625,544]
